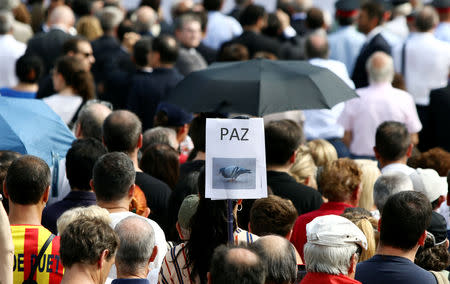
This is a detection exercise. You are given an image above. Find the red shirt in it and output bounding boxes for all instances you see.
[290,202,353,261]
[301,272,361,284]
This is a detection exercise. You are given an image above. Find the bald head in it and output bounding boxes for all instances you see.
[210,245,265,284]
[305,32,329,59]
[49,5,75,31]
[366,51,394,84]
[76,103,112,141]
[415,6,439,32]
[103,110,142,153]
[115,216,156,276]
[251,235,297,284]
[134,6,157,34]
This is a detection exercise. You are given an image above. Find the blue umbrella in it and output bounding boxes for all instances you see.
[0,97,75,166]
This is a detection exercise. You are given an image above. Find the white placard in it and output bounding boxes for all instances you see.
[205,118,267,200]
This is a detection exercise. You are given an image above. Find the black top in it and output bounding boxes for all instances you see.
[41,191,97,234]
[356,255,437,284]
[135,172,171,229]
[429,84,450,152]
[351,33,391,89]
[266,171,322,215]
[126,68,183,130]
[221,30,282,58]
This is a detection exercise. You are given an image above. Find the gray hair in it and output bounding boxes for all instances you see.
[0,10,13,34]
[415,6,439,32]
[114,216,155,275]
[251,235,297,283]
[142,127,178,151]
[48,5,75,29]
[367,51,394,84]
[304,243,358,275]
[373,171,413,212]
[133,6,158,34]
[99,6,124,32]
[76,101,112,141]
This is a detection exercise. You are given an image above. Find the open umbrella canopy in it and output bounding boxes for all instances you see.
[0,97,75,166]
[164,59,358,116]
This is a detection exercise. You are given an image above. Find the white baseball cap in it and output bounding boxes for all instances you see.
[409,168,448,202]
[306,215,368,250]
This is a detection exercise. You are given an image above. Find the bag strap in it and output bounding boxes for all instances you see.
[68,99,86,129]
[401,40,407,76]
[26,234,55,282]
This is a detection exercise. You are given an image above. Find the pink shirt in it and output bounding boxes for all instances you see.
[338,83,422,156]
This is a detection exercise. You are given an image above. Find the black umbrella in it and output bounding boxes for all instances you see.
[164,59,358,116]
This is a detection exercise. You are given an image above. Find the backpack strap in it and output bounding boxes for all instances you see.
[23,234,55,283]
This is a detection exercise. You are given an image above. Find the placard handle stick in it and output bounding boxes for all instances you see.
[227,199,234,244]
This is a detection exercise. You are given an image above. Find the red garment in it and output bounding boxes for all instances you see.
[290,202,353,261]
[301,272,361,284]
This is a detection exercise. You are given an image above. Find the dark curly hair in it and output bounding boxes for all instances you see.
[415,235,450,271]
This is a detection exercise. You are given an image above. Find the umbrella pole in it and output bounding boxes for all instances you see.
[227,199,234,245]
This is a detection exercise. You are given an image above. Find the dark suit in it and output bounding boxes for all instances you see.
[222,30,282,58]
[351,33,391,89]
[25,28,73,75]
[126,68,183,130]
[196,42,217,64]
[428,85,450,152]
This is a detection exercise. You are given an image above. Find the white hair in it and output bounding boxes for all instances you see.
[366,51,395,84]
[304,243,358,275]
[373,171,413,212]
[0,10,13,34]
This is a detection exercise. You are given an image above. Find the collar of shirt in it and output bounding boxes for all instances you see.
[63,191,96,202]
[366,26,383,43]
[319,201,353,212]
[292,12,307,21]
[111,279,149,284]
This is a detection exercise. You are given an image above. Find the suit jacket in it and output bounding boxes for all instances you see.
[428,85,450,152]
[91,35,122,87]
[196,42,217,64]
[25,28,73,75]
[222,30,282,58]
[175,47,207,76]
[351,33,391,88]
[126,68,183,130]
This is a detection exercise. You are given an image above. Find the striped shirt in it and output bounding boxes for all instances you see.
[158,228,258,284]
[11,225,63,284]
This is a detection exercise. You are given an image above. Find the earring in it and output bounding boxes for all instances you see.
[237,204,242,212]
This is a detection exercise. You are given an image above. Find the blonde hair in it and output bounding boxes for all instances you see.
[355,159,381,211]
[289,145,317,188]
[307,139,338,168]
[341,210,377,262]
[76,15,103,41]
[56,205,111,235]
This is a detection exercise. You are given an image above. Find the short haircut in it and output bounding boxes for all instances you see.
[305,33,329,59]
[265,120,303,166]
[306,7,325,29]
[218,43,249,62]
[15,55,43,84]
[142,127,178,151]
[62,36,89,55]
[249,195,298,237]
[304,242,358,275]
[133,37,152,68]
[92,152,136,202]
[0,11,13,34]
[60,217,119,268]
[415,6,439,32]
[76,102,113,141]
[361,2,384,26]
[373,172,413,212]
[152,35,179,65]
[115,216,155,275]
[251,235,297,283]
[99,6,124,32]
[209,245,266,284]
[174,13,201,31]
[189,113,208,152]
[66,138,108,191]
[103,110,142,153]
[5,155,50,205]
[320,158,362,202]
[203,0,222,11]
[375,121,410,161]
[239,4,266,27]
[57,205,111,235]
[380,191,432,250]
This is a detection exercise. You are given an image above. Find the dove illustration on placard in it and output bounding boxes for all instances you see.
[219,166,252,181]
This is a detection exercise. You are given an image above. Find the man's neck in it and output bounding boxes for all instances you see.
[379,156,408,169]
[98,200,130,213]
[8,204,43,225]
[129,151,142,172]
[243,26,260,33]
[266,164,291,173]
[117,269,148,279]
[61,264,98,284]
[376,244,418,262]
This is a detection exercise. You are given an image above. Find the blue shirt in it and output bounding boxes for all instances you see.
[112,279,149,284]
[328,26,366,75]
[356,255,437,284]
[0,87,36,99]
[435,22,450,43]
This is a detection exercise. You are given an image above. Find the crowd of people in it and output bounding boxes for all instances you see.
[1,0,450,283]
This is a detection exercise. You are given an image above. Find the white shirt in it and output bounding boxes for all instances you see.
[43,95,83,125]
[338,83,422,156]
[381,163,416,176]
[393,32,450,106]
[303,58,355,140]
[202,11,242,50]
[0,34,26,88]
[108,212,167,284]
